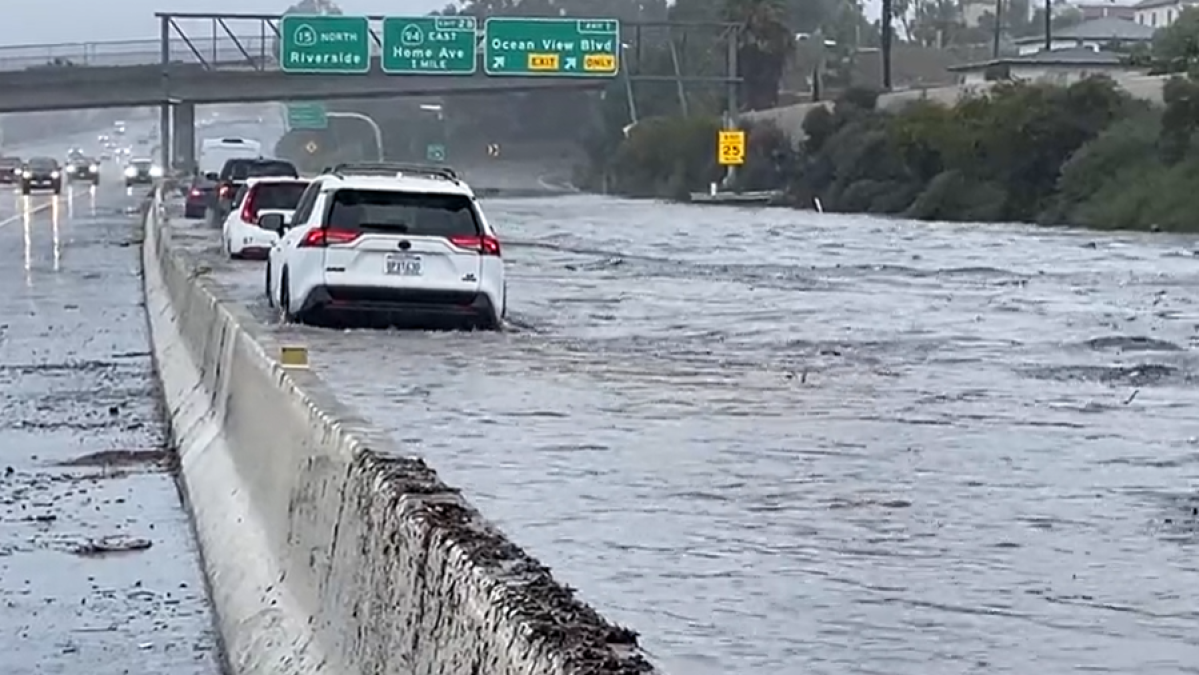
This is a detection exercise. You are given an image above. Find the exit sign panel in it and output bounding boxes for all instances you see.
[483,18,620,77]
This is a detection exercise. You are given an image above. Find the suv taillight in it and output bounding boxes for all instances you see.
[298,227,360,247]
[447,234,501,256]
[240,186,258,224]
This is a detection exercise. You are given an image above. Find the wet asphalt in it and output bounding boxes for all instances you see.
[169,189,1199,675]
[0,160,221,674]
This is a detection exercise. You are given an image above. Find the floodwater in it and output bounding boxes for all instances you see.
[170,192,1199,675]
[0,177,221,674]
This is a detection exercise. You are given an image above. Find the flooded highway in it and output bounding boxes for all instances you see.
[170,191,1199,674]
[0,178,221,674]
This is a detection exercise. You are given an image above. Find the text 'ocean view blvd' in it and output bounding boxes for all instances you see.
[278,14,620,77]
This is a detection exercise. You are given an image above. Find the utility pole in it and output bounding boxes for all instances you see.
[1044,0,1053,51]
[881,0,893,90]
[992,0,1003,59]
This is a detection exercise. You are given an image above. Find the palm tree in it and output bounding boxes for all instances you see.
[723,0,795,111]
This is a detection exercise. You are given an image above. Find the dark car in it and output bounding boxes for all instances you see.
[0,156,21,185]
[207,157,298,226]
[20,157,62,195]
[184,175,216,219]
[124,158,158,186]
[64,155,100,184]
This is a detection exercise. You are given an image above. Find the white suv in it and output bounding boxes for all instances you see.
[262,163,505,330]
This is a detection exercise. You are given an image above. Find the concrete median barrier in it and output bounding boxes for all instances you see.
[140,189,659,675]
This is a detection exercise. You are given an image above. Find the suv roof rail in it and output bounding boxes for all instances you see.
[322,162,460,183]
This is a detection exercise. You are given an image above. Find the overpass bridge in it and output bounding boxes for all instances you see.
[0,12,611,171]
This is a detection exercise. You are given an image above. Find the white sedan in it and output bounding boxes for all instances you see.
[222,176,310,260]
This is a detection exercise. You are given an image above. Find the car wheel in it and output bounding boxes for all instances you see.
[20,186,29,196]
[265,262,274,307]
[278,270,293,324]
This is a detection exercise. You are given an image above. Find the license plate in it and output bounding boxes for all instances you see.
[385,254,422,276]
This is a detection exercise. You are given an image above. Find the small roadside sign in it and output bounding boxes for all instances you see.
[279,345,309,368]
[486,143,501,158]
[426,143,446,162]
[718,130,745,166]
[286,103,328,131]
[305,140,320,154]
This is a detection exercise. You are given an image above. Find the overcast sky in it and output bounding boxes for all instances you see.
[2,0,892,48]
[0,0,451,45]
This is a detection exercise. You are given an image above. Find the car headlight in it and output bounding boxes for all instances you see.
[89,164,98,172]
[50,171,59,178]
[149,166,163,177]
[22,171,30,178]
[66,166,76,173]
[124,167,136,177]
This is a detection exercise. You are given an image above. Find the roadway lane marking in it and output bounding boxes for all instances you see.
[0,189,91,230]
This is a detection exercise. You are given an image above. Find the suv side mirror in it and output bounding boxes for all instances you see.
[204,172,218,181]
[259,213,285,235]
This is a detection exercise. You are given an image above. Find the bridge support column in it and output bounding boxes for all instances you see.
[172,101,195,174]
[159,104,171,174]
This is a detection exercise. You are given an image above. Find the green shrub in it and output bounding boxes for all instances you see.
[905,170,1008,222]
[1042,112,1161,225]
[605,115,721,198]
[587,71,1199,232]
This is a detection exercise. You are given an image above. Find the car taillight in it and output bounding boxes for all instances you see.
[447,234,501,256]
[298,227,360,247]
[240,187,258,224]
[188,188,201,198]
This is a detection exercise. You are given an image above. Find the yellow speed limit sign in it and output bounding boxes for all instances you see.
[718,130,745,166]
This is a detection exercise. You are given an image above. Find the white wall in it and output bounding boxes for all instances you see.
[960,63,1140,86]
[1016,38,1106,55]
[1136,1,1186,28]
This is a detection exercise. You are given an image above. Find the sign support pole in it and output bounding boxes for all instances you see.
[158,15,172,174]
[723,29,739,191]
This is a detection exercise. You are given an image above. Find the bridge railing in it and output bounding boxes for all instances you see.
[0,13,741,84]
[0,35,312,72]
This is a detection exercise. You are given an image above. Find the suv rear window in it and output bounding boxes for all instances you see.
[233,181,309,209]
[220,159,297,182]
[325,189,480,237]
[255,182,309,209]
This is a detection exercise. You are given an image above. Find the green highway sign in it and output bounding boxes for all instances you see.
[483,18,620,77]
[382,16,477,75]
[286,102,328,130]
[426,143,446,162]
[279,15,371,74]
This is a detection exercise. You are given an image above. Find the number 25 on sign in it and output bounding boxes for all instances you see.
[718,130,746,166]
